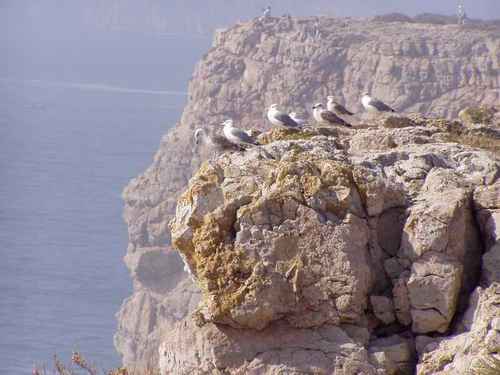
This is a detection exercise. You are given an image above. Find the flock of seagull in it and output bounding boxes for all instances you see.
[194,92,396,151]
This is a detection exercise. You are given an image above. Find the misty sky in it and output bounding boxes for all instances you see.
[317,0,499,19]
[1,0,499,37]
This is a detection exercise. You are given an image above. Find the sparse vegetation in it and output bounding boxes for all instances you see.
[33,353,160,375]
[459,106,497,125]
[258,127,339,145]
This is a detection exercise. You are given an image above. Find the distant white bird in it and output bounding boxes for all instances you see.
[312,103,352,128]
[289,112,306,126]
[267,104,301,129]
[262,6,271,18]
[361,92,396,113]
[193,128,236,152]
[222,119,259,149]
[327,96,354,116]
[194,128,207,146]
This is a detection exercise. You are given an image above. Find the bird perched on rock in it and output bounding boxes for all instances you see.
[261,5,271,18]
[289,112,307,126]
[361,92,396,113]
[194,128,208,146]
[327,96,354,116]
[267,104,301,129]
[312,103,352,128]
[193,128,237,152]
[222,119,259,149]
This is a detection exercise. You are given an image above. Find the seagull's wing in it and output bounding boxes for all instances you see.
[212,135,238,149]
[369,98,396,112]
[321,111,352,127]
[334,104,354,116]
[275,112,300,128]
[229,128,258,145]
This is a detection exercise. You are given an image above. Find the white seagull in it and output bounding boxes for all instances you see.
[193,128,236,151]
[262,6,271,18]
[194,128,208,146]
[361,92,396,113]
[222,119,259,149]
[289,112,306,126]
[312,103,352,128]
[267,104,301,129]
[327,96,354,116]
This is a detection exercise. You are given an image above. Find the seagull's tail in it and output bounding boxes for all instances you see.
[339,118,352,128]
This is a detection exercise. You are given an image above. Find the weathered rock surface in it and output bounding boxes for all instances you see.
[163,114,499,373]
[368,335,415,375]
[114,246,201,366]
[160,319,379,374]
[115,15,500,373]
[417,283,500,374]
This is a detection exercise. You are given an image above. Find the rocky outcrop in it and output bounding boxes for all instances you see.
[163,113,499,373]
[417,283,500,374]
[115,15,500,371]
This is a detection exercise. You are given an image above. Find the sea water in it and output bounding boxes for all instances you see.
[0,29,209,374]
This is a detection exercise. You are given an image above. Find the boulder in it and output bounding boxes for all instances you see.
[407,253,463,333]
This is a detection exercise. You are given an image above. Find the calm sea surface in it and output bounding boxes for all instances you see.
[0,29,209,374]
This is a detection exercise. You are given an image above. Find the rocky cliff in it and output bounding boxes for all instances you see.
[165,111,500,373]
[114,16,500,372]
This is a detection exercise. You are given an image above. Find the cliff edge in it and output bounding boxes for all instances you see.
[115,16,500,371]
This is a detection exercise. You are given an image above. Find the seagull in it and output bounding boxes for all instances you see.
[194,128,207,146]
[361,92,396,113]
[262,5,271,18]
[193,128,237,152]
[222,119,259,149]
[267,104,301,129]
[327,96,354,116]
[289,112,306,126]
[312,103,352,128]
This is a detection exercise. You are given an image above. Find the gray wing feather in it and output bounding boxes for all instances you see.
[230,128,258,145]
[212,135,239,149]
[334,104,354,116]
[370,98,395,112]
[321,111,352,127]
[275,112,299,128]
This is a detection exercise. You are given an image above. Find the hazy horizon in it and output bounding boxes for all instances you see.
[2,1,499,39]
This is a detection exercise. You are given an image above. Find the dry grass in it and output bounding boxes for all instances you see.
[442,131,500,157]
[33,352,160,375]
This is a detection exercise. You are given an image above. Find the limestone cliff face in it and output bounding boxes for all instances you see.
[115,16,500,370]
